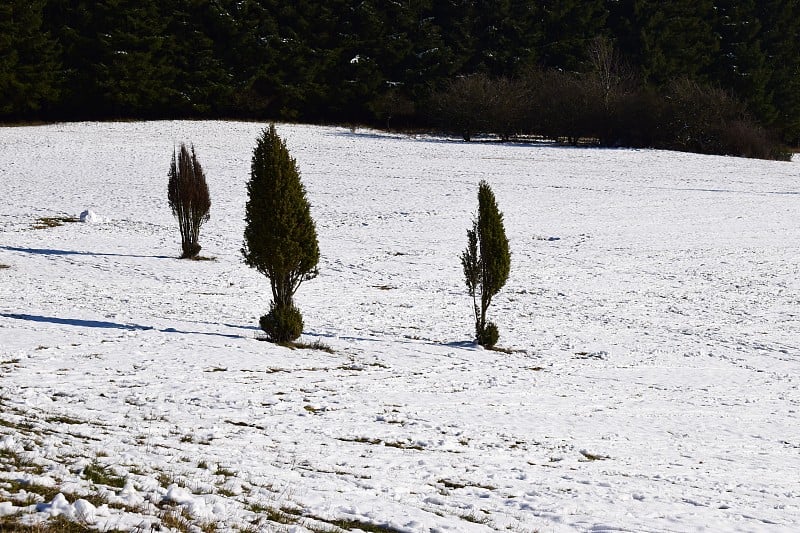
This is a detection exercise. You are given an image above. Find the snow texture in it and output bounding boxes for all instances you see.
[0,121,798,532]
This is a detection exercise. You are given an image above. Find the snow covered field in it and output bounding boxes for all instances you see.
[0,121,798,532]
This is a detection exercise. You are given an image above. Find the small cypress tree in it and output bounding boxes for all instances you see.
[242,124,319,343]
[167,143,211,259]
[461,180,511,348]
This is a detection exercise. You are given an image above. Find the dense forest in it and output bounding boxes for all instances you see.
[2,1,799,149]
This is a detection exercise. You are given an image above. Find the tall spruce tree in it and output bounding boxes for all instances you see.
[242,124,319,343]
[757,0,800,144]
[711,0,773,123]
[634,0,718,86]
[536,0,607,71]
[461,180,510,348]
[0,0,60,119]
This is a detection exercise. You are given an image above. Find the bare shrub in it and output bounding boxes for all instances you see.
[167,143,211,259]
[430,74,494,141]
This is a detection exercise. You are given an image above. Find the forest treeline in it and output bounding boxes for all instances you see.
[2,1,800,151]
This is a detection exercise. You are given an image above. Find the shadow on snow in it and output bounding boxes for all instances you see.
[1,313,244,339]
[0,245,173,260]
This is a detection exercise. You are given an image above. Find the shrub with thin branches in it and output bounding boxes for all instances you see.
[167,143,211,259]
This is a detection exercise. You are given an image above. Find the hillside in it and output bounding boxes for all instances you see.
[0,122,798,531]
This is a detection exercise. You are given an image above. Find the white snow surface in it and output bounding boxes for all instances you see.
[0,121,799,532]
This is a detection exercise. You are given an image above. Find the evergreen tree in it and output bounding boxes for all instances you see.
[536,0,607,71]
[633,0,718,86]
[162,0,236,116]
[0,0,60,118]
[711,0,773,123]
[461,180,510,349]
[45,0,174,118]
[431,0,476,76]
[223,0,282,116]
[757,0,800,144]
[242,124,319,343]
[167,143,211,259]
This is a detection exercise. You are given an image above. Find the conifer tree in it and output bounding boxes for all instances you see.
[242,124,319,343]
[167,143,211,259]
[461,180,510,348]
[0,0,60,119]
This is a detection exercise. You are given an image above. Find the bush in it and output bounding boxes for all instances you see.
[430,74,532,142]
[167,143,211,258]
[534,69,598,145]
[718,119,785,160]
[242,124,319,343]
[461,181,510,348]
[476,322,499,349]
[429,74,494,141]
[260,303,303,343]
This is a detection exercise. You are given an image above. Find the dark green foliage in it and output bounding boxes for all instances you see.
[0,0,795,144]
[756,0,800,144]
[536,0,607,71]
[710,0,772,123]
[634,0,718,86]
[477,322,499,349]
[168,143,211,259]
[260,304,304,344]
[462,181,510,349]
[0,0,60,119]
[243,124,319,343]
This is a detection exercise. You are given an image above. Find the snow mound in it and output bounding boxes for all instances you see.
[79,209,102,223]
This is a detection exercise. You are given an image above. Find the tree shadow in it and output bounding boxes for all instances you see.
[1,313,245,339]
[0,245,173,260]
[1,313,153,331]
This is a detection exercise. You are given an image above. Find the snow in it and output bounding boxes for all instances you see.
[79,209,102,224]
[0,121,799,532]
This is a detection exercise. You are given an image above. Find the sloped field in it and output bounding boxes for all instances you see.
[0,121,798,532]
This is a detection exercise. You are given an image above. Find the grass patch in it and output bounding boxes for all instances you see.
[215,466,236,477]
[157,472,176,488]
[383,440,424,450]
[3,479,63,504]
[82,462,126,488]
[458,510,492,525]
[0,448,44,474]
[45,415,84,425]
[277,339,335,353]
[336,437,423,450]
[336,436,382,446]
[0,513,123,532]
[308,516,405,533]
[489,345,519,354]
[245,503,302,528]
[438,479,467,490]
[225,419,265,430]
[0,264,9,269]
[159,506,193,533]
[32,216,79,230]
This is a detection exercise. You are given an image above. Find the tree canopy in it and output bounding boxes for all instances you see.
[3,1,799,143]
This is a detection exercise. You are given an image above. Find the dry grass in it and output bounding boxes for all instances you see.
[31,216,79,230]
